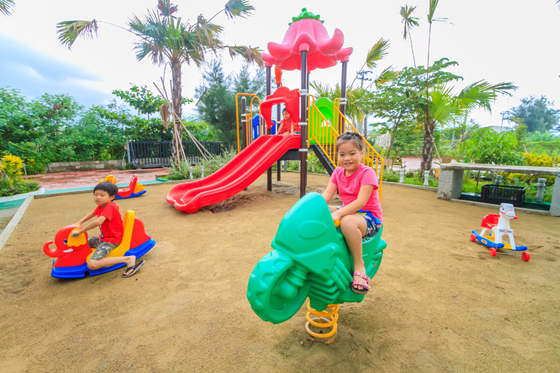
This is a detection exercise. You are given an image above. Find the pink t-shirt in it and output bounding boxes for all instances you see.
[330,163,383,223]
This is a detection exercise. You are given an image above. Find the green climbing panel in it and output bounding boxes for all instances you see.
[309,97,338,146]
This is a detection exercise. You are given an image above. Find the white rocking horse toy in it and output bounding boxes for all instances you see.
[470,203,530,261]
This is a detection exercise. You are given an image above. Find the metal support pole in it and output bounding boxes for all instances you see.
[277,81,282,181]
[266,66,272,191]
[241,97,247,151]
[300,50,309,198]
[340,61,348,134]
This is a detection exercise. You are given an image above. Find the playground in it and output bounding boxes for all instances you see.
[0,173,559,372]
[0,4,559,372]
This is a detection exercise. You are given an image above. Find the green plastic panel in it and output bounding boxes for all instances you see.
[247,192,387,324]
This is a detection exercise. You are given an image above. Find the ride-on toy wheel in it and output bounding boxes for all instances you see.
[247,251,309,324]
[489,248,497,257]
[521,252,530,262]
[470,234,476,242]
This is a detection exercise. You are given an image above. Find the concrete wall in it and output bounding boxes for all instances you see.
[48,160,124,173]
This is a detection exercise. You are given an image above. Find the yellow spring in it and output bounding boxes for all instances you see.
[304,302,339,344]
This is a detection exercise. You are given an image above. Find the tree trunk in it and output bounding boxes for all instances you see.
[385,112,403,160]
[171,60,183,162]
[421,121,434,172]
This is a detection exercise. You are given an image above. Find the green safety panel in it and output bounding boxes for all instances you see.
[309,97,337,146]
[246,192,387,324]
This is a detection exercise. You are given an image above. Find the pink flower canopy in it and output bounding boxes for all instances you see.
[262,8,353,73]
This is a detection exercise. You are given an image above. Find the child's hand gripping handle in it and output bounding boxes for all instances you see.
[71,226,82,238]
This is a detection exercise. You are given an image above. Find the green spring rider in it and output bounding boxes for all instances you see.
[247,193,387,327]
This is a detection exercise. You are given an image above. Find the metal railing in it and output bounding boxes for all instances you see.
[235,93,263,153]
[126,140,226,168]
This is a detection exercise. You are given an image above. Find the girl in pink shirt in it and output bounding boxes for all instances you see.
[321,132,383,295]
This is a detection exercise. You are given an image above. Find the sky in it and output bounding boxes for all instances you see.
[1,0,560,128]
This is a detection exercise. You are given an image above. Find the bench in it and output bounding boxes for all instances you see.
[436,163,560,217]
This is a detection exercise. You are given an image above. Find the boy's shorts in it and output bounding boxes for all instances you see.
[88,237,119,261]
[336,208,381,239]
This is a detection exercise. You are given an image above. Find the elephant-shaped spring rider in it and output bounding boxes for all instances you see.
[43,210,155,278]
[247,192,387,325]
[98,175,146,199]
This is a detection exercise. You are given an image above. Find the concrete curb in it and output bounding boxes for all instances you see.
[34,179,190,199]
[383,181,438,192]
[449,198,550,216]
[0,196,34,253]
[0,188,45,203]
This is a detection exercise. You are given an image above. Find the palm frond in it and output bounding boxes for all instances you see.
[0,0,15,16]
[224,0,254,19]
[160,103,171,130]
[194,15,223,48]
[157,0,178,17]
[310,81,334,99]
[427,0,439,23]
[226,45,263,67]
[365,38,390,69]
[429,85,459,124]
[400,5,419,40]
[56,20,99,49]
[458,80,516,113]
[374,67,398,88]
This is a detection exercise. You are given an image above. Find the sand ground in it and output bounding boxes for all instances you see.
[0,172,559,372]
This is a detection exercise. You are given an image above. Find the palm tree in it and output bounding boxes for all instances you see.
[0,0,15,16]
[419,81,516,170]
[400,5,419,68]
[420,0,449,171]
[57,0,262,161]
[347,38,391,134]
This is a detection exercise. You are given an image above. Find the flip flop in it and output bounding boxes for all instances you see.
[122,260,145,278]
[351,271,370,295]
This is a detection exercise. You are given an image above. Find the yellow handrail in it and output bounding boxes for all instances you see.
[308,95,339,167]
[235,93,263,153]
[308,96,384,198]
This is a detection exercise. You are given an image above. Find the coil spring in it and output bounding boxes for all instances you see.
[304,302,339,344]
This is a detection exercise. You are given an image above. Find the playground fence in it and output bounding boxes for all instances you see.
[126,140,227,169]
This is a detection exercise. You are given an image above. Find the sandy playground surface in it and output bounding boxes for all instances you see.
[0,172,559,372]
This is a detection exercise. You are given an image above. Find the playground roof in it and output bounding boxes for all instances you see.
[262,8,353,73]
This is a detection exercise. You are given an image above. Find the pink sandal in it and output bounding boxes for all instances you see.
[351,271,370,295]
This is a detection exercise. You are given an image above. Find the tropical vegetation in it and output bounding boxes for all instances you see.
[57,0,263,162]
[0,85,216,174]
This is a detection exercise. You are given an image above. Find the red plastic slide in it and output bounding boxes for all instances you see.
[166,135,300,213]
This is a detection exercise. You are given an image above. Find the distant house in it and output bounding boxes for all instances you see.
[372,132,391,149]
[480,124,514,133]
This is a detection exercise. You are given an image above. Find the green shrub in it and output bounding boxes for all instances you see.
[0,178,41,197]
[382,169,400,182]
[166,149,237,181]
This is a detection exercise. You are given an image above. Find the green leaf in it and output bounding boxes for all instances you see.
[56,20,99,49]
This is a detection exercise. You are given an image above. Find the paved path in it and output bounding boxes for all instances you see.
[23,168,167,191]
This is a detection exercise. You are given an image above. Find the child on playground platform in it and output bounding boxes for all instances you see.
[321,132,382,295]
[72,182,145,278]
[277,108,300,136]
